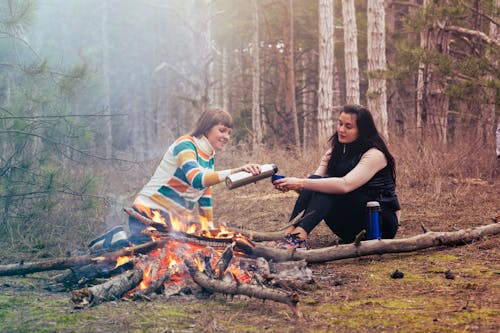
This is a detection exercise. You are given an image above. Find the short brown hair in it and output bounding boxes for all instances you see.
[191,107,233,137]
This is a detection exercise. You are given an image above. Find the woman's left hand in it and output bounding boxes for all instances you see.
[273,177,305,192]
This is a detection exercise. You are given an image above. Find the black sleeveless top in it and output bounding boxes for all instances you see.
[327,140,400,211]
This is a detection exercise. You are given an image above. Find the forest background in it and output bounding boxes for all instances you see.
[0,0,498,331]
[1,0,497,255]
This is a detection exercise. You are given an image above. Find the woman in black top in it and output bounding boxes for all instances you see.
[272,104,400,247]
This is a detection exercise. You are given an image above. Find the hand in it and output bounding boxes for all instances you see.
[240,163,261,176]
[273,177,305,192]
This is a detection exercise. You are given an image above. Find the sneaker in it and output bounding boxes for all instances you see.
[88,226,130,253]
[267,233,307,251]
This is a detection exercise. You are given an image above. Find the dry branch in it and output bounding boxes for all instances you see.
[251,222,500,263]
[71,269,143,308]
[0,240,167,277]
[183,258,301,317]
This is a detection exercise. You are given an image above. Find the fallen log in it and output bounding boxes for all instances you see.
[251,222,500,263]
[71,269,143,308]
[0,240,167,277]
[183,258,302,318]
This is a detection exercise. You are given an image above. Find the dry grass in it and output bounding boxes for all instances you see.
[0,138,499,332]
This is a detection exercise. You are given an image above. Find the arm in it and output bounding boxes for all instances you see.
[174,139,261,189]
[275,148,387,194]
[312,149,331,177]
[174,140,222,189]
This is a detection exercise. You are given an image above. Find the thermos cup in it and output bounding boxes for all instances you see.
[226,163,278,190]
[366,201,381,240]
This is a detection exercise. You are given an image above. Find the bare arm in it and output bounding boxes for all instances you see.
[274,148,387,193]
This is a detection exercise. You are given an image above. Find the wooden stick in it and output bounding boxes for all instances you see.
[230,211,316,241]
[184,258,301,318]
[0,240,167,277]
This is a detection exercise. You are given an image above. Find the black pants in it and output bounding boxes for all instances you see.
[291,175,399,243]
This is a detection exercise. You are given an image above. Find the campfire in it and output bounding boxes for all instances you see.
[67,205,309,316]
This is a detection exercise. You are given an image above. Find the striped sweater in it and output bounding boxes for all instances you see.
[133,135,231,222]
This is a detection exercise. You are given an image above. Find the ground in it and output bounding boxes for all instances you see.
[0,166,499,332]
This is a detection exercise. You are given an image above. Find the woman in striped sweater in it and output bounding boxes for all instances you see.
[90,107,260,251]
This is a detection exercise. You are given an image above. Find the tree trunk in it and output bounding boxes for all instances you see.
[342,0,360,105]
[301,51,316,150]
[416,0,428,142]
[367,0,388,139]
[482,0,499,150]
[283,0,300,148]
[317,0,335,147]
[252,0,263,150]
[427,22,450,144]
[101,0,113,158]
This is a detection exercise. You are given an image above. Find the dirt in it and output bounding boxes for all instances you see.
[0,165,499,332]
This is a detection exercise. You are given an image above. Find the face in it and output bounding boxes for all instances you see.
[205,123,232,151]
[337,112,359,143]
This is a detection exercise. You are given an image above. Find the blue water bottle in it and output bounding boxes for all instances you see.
[366,201,381,240]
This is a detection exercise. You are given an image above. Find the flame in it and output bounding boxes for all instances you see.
[127,201,256,293]
[115,255,131,268]
[138,264,152,290]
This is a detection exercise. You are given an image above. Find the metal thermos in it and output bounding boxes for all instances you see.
[225,163,278,190]
[366,201,381,240]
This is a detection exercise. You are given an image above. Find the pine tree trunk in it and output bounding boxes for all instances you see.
[416,3,428,142]
[367,0,388,139]
[342,0,360,105]
[101,0,113,158]
[317,0,335,147]
[427,24,450,144]
[482,0,499,149]
[283,0,300,148]
[252,0,263,150]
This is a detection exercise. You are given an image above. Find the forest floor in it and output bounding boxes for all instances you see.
[0,152,499,332]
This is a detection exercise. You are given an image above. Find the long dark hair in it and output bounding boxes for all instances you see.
[328,104,396,183]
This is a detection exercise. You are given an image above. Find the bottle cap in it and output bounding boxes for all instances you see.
[366,201,380,208]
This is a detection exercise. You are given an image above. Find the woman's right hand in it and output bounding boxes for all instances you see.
[239,164,261,175]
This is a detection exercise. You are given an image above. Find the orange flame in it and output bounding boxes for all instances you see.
[115,256,131,268]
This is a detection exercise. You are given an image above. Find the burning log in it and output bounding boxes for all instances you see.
[0,240,167,277]
[215,245,234,280]
[71,269,143,308]
[51,260,136,289]
[252,222,500,263]
[183,258,302,318]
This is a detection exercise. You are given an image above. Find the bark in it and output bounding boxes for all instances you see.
[342,0,360,105]
[251,222,500,263]
[71,269,143,308]
[367,0,389,139]
[317,0,335,147]
[251,0,263,149]
[101,0,112,158]
[184,258,301,318]
[284,0,300,148]
[0,240,167,277]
